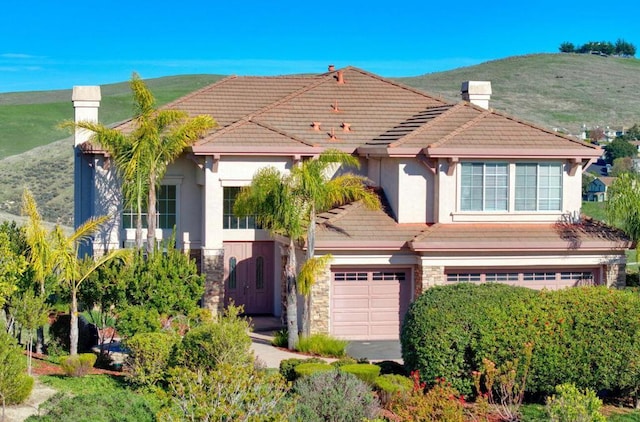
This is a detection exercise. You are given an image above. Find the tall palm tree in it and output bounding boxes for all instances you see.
[23,190,129,355]
[291,149,381,335]
[63,73,216,253]
[234,167,306,350]
[234,150,381,346]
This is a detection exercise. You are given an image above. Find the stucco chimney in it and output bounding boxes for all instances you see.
[328,64,335,72]
[72,86,101,146]
[461,81,491,110]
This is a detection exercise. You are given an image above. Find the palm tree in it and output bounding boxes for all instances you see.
[234,150,381,346]
[63,73,216,253]
[22,190,129,355]
[234,167,306,349]
[607,172,640,262]
[291,149,380,336]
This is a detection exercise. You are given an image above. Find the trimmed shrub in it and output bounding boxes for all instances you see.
[124,332,179,387]
[292,370,379,421]
[295,334,347,357]
[115,306,161,339]
[0,329,34,406]
[279,357,325,382]
[545,383,606,422]
[401,283,640,397]
[59,353,97,377]
[175,305,252,371]
[294,362,334,378]
[331,356,357,368]
[374,374,413,406]
[339,363,381,384]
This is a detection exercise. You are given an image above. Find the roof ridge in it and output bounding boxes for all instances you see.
[343,67,449,105]
[411,223,440,242]
[389,104,460,148]
[429,104,491,148]
[317,201,365,225]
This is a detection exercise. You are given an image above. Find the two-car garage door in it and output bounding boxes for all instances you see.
[330,268,412,340]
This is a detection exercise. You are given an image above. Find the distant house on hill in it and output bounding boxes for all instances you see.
[586,176,616,202]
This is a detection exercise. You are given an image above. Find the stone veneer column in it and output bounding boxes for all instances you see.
[202,249,225,315]
[310,265,331,335]
[605,262,626,288]
[421,265,446,291]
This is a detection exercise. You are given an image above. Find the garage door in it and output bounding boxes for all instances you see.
[331,268,412,340]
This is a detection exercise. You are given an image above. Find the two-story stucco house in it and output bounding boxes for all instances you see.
[72,66,629,340]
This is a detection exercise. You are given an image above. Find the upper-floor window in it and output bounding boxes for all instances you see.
[122,185,177,229]
[461,162,508,211]
[223,187,256,229]
[515,163,562,211]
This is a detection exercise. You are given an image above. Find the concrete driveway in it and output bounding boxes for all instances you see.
[346,340,402,362]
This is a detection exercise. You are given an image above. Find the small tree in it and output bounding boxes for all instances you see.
[559,42,575,53]
[604,138,637,163]
[9,290,48,375]
[0,231,26,309]
[0,329,33,420]
[607,172,640,261]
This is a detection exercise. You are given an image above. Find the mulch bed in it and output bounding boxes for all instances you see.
[28,352,125,377]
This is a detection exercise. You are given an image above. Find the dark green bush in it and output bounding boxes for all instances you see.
[175,305,252,371]
[26,390,158,422]
[294,362,334,378]
[124,332,179,387]
[402,283,640,397]
[271,328,288,348]
[115,306,161,339]
[49,313,98,353]
[291,370,379,421]
[59,353,97,377]
[279,357,325,382]
[339,363,381,384]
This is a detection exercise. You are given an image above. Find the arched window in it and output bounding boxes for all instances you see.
[256,256,264,289]
[228,257,237,289]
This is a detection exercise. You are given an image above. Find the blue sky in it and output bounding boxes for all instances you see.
[1,0,638,93]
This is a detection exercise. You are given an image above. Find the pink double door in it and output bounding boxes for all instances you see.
[223,241,274,314]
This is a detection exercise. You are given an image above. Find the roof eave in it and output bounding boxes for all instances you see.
[425,147,602,159]
[410,240,632,252]
[314,240,410,250]
[190,145,337,155]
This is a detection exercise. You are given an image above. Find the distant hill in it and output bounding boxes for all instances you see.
[1,53,639,225]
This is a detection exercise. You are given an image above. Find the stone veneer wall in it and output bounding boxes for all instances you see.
[605,262,626,288]
[421,265,446,290]
[310,266,331,335]
[202,249,225,315]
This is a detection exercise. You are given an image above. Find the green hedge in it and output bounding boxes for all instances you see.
[294,363,334,378]
[339,363,381,384]
[401,284,640,397]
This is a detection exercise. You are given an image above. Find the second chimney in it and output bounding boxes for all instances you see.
[72,86,101,146]
[461,81,491,110]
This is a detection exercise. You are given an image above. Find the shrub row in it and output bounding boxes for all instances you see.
[401,283,640,397]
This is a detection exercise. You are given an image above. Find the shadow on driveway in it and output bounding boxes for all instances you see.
[347,340,402,362]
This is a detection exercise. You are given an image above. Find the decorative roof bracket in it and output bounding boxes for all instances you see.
[446,157,459,176]
[417,155,437,174]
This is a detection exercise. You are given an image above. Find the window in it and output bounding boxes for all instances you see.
[223,187,256,229]
[515,163,562,211]
[446,270,594,285]
[228,257,237,289]
[256,256,264,289]
[122,185,177,230]
[461,163,508,211]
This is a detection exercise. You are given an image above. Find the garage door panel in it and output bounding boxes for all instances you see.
[331,268,410,340]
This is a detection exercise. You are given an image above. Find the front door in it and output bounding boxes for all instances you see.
[224,241,274,314]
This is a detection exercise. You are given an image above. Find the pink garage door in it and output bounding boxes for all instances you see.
[331,268,412,340]
[444,269,598,290]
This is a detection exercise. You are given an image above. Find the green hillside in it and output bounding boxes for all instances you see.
[1,53,639,225]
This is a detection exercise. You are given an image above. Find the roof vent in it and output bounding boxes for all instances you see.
[342,122,351,132]
[328,64,335,72]
[461,81,492,110]
[311,121,321,131]
[337,70,345,84]
[329,128,338,141]
[332,100,340,112]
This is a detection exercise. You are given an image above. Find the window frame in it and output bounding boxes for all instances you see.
[460,162,509,212]
[223,187,257,230]
[514,162,563,211]
[122,183,179,231]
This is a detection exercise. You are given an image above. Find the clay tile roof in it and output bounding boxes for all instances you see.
[596,176,616,186]
[410,219,630,251]
[315,190,429,249]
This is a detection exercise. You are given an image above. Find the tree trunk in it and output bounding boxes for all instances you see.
[146,172,157,255]
[286,238,299,350]
[69,289,79,356]
[301,210,316,337]
[36,283,45,354]
[135,190,143,249]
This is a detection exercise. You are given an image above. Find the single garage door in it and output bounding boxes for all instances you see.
[331,268,412,340]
